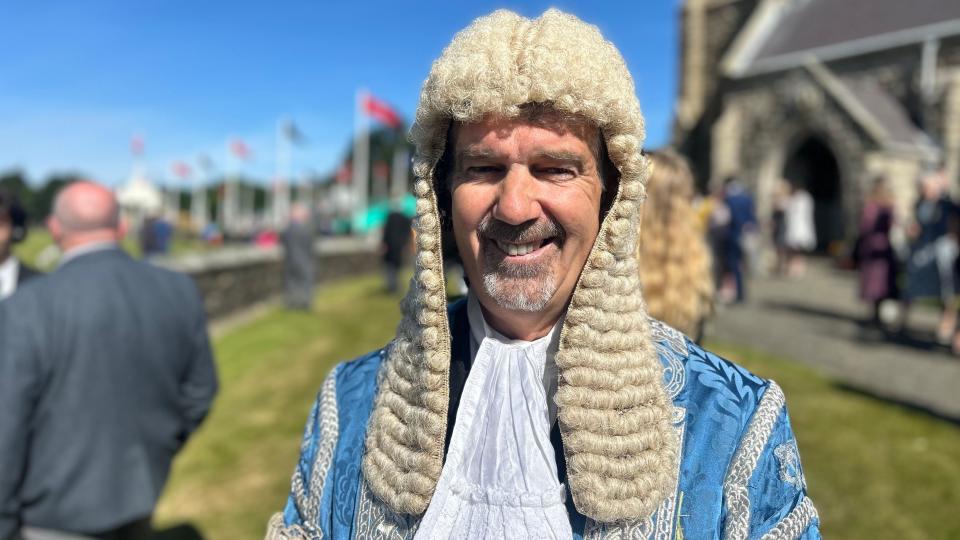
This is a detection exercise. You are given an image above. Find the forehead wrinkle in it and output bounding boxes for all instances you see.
[531,149,589,166]
[456,146,501,162]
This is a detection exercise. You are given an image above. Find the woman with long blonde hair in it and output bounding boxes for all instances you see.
[638,149,714,340]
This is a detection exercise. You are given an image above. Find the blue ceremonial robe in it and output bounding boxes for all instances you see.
[273,300,821,539]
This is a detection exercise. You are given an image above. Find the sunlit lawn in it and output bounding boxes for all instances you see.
[154,274,960,539]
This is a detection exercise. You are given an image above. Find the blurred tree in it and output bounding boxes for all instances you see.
[0,170,80,223]
[0,170,36,221]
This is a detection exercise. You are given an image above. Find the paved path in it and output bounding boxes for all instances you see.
[708,260,960,421]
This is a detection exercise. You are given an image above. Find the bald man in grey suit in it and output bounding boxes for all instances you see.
[0,181,219,540]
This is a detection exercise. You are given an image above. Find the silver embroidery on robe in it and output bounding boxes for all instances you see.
[353,475,421,540]
[774,441,805,490]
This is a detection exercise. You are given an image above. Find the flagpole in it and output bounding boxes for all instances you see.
[242,181,254,230]
[224,141,234,233]
[165,177,179,225]
[275,118,291,229]
[273,120,280,229]
[190,171,201,231]
[301,174,313,209]
[216,144,226,231]
[129,134,148,232]
[353,89,370,231]
[391,145,409,202]
[192,157,208,232]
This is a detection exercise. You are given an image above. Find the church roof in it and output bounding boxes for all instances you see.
[803,61,939,158]
[724,0,960,76]
[836,76,928,150]
[756,0,960,60]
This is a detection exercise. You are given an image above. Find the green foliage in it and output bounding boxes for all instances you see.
[0,170,80,224]
[12,229,58,270]
[0,171,30,204]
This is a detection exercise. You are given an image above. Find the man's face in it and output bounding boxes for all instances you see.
[449,115,604,315]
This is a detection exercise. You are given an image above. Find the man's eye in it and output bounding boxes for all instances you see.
[539,167,575,178]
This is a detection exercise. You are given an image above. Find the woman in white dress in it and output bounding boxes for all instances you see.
[784,182,816,277]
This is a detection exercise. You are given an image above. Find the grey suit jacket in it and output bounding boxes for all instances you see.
[0,248,218,538]
[15,262,42,287]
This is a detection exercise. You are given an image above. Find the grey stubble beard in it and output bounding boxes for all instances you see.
[482,263,558,312]
[477,216,563,313]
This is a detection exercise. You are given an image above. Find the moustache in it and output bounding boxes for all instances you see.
[477,216,565,244]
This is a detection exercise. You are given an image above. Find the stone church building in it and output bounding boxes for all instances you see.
[674,0,960,250]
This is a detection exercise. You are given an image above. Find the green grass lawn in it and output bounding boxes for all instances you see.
[153,275,960,539]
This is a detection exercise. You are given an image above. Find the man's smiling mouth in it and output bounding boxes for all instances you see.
[490,237,558,257]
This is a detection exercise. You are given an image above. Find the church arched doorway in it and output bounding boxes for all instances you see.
[782,135,845,252]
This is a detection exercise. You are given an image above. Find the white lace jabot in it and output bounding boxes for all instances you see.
[414,293,571,539]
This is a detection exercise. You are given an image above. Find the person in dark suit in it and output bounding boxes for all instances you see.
[0,181,219,540]
[281,203,316,310]
[722,177,758,303]
[380,206,412,294]
[0,188,41,300]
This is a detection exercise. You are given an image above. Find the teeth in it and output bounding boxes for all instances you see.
[496,240,540,256]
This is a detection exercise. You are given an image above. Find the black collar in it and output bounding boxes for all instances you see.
[443,298,471,458]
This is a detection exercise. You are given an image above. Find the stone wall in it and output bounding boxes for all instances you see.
[159,236,380,319]
[944,72,960,194]
[722,67,872,239]
[675,0,760,138]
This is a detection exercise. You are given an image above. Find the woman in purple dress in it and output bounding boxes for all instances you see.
[857,177,898,328]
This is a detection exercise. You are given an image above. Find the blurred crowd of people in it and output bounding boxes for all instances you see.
[636,149,960,355]
[855,170,960,352]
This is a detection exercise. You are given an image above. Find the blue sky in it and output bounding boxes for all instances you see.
[0,1,679,187]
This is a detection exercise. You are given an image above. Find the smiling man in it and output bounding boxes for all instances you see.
[268,9,819,540]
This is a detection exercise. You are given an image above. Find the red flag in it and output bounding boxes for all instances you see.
[230,138,252,160]
[362,94,402,129]
[130,135,144,156]
[171,161,192,179]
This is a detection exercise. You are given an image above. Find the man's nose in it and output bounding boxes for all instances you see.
[493,166,541,225]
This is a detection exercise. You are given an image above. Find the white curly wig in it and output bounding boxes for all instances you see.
[362,8,678,523]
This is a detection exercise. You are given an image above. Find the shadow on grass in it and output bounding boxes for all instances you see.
[831,381,960,426]
[152,523,204,540]
[759,299,951,356]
